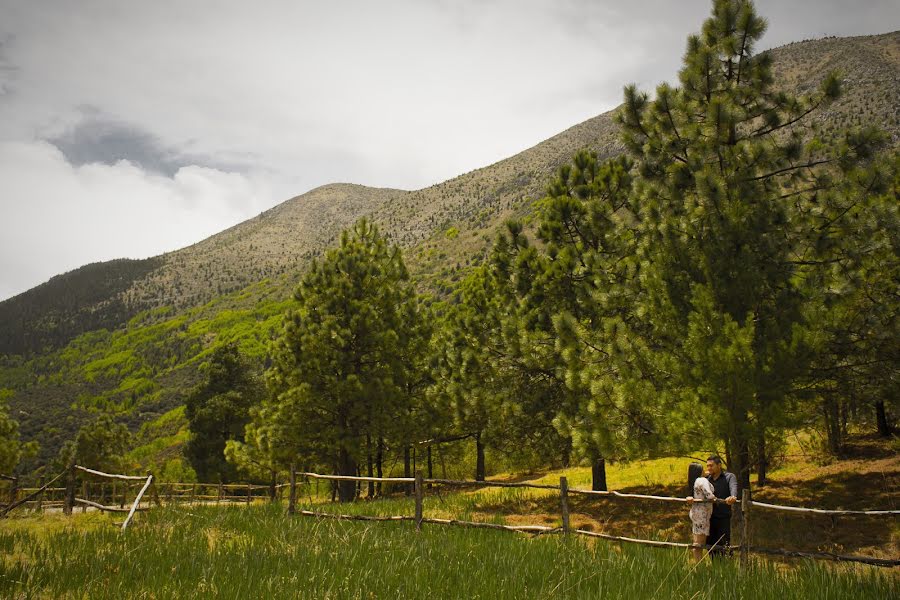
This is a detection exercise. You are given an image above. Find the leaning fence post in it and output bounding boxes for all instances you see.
[63,460,76,516]
[741,489,751,568]
[288,465,297,515]
[414,470,424,531]
[559,476,570,534]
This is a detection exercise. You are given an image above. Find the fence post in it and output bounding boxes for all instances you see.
[288,465,297,515]
[148,472,162,507]
[741,489,751,568]
[414,470,424,532]
[559,476,570,534]
[246,483,252,506]
[81,481,87,513]
[36,476,44,513]
[8,476,18,506]
[63,460,76,516]
[190,483,197,505]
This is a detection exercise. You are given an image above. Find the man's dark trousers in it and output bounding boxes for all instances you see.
[708,515,731,557]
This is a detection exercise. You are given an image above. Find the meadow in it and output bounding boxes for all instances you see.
[1,503,897,600]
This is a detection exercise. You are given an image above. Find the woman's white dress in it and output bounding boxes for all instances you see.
[690,477,716,536]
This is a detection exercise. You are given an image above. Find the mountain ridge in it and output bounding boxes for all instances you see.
[4,31,896,357]
[1,31,898,468]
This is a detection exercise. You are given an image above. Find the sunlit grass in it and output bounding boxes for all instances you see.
[0,504,894,599]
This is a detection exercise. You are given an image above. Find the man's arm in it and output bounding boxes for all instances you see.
[726,472,738,503]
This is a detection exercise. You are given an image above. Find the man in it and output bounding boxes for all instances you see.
[705,455,738,556]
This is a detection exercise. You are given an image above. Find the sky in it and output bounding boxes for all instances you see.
[1,0,897,301]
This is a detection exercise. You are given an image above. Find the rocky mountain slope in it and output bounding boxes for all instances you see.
[1,31,897,468]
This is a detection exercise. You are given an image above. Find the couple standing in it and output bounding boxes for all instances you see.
[686,456,738,561]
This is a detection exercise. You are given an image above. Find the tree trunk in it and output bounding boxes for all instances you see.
[823,396,843,456]
[591,457,607,492]
[269,471,277,502]
[724,435,733,478]
[403,446,412,496]
[475,431,486,482]
[366,434,375,498]
[876,400,892,437]
[336,448,356,503]
[733,435,752,496]
[561,436,572,468]
[375,438,384,497]
[756,431,767,488]
[840,399,849,440]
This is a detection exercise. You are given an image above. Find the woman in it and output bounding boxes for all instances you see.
[686,462,716,562]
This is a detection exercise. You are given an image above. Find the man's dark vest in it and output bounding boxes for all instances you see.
[709,472,732,519]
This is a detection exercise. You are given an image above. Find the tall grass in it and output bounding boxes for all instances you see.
[1,504,895,599]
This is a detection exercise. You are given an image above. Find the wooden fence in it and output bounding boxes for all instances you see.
[2,469,897,567]
[287,471,900,569]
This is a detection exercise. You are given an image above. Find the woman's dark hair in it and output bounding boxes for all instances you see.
[688,462,704,496]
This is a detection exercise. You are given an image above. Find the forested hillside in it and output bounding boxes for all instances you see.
[0,24,897,479]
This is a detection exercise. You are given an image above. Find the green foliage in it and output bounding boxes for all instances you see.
[158,458,197,483]
[262,218,433,499]
[0,389,37,474]
[4,276,294,469]
[612,0,891,486]
[0,257,163,356]
[57,413,130,472]
[185,344,263,483]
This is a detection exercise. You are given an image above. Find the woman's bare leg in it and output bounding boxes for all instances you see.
[692,533,707,562]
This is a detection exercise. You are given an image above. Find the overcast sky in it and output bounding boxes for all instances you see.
[1,0,897,301]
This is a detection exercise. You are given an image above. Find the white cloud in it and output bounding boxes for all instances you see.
[0,140,276,299]
[0,0,897,300]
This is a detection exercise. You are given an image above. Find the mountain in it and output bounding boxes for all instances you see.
[1,31,898,470]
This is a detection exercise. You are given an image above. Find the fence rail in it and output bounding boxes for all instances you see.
[285,471,899,568]
[2,468,897,567]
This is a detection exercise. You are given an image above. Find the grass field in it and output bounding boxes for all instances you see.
[1,434,896,598]
[0,503,896,600]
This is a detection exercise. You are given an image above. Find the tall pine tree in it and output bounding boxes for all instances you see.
[265,218,428,501]
[616,0,887,490]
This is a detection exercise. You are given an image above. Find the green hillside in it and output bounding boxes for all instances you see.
[1,30,898,474]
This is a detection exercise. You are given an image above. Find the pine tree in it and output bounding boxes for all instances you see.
[503,152,660,489]
[432,266,517,481]
[616,0,888,489]
[185,343,263,483]
[800,153,898,456]
[57,414,129,473]
[265,218,428,501]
